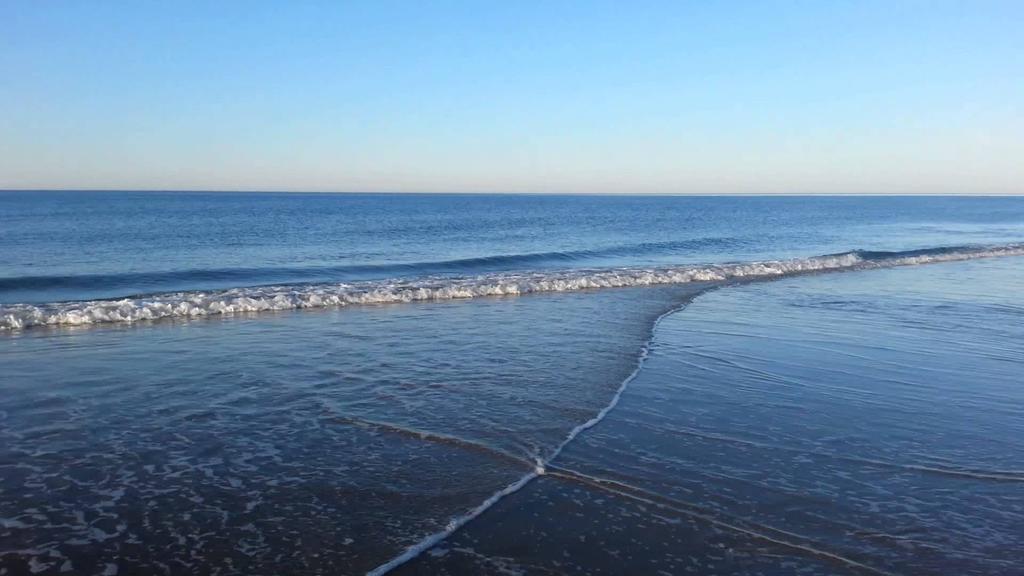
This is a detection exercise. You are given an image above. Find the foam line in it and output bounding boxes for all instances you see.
[365,469,541,576]
[544,302,686,464]
[4,243,1023,330]
[364,297,696,575]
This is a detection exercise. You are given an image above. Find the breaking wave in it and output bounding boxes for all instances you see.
[2,243,1022,330]
[0,237,747,297]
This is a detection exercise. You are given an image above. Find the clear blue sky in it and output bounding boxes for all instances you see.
[1,1,1021,193]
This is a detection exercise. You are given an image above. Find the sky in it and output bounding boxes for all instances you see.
[1,1,1022,194]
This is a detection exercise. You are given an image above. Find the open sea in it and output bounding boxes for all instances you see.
[1,192,1023,575]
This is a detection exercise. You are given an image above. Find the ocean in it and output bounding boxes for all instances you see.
[1,192,1023,575]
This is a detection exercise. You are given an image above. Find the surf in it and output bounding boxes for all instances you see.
[2,243,1023,330]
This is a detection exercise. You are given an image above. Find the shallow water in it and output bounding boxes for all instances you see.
[2,194,1023,575]
[402,258,1024,575]
[0,286,697,574]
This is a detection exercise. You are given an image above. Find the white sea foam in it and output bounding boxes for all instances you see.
[2,244,1022,330]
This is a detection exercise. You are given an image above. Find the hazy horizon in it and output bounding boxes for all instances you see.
[3,189,1024,197]
[3,1,1022,194]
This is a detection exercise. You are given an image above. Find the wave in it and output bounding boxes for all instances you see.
[0,237,746,297]
[2,243,1022,331]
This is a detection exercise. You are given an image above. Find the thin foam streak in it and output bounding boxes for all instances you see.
[364,298,695,574]
[546,466,898,576]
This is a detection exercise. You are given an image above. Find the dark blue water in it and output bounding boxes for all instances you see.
[3,192,1024,304]
[1,192,1023,575]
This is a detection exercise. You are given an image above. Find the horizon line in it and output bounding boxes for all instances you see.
[3,189,1023,197]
